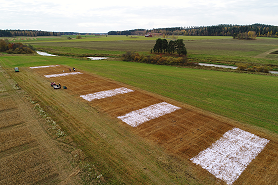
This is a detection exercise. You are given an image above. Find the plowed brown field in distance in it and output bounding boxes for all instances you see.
[0,66,80,184]
[32,65,278,185]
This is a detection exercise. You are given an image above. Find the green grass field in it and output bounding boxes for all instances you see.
[1,55,277,134]
[20,35,278,65]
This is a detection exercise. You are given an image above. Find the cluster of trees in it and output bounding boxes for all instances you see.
[0,39,35,54]
[152,38,187,56]
[122,52,196,66]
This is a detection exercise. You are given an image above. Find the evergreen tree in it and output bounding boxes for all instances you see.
[167,40,176,54]
[162,39,168,53]
[153,38,163,53]
[175,39,187,56]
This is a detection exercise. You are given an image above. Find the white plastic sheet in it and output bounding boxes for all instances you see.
[44,72,82,78]
[30,65,59,69]
[117,102,181,127]
[80,87,134,101]
[190,128,269,185]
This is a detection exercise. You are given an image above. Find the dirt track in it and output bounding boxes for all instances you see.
[31,65,278,185]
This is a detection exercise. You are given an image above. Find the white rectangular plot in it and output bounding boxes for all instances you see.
[44,72,82,78]
[80,87,134,101]
[117,102,181,127]
[30,65,59,69]
[190,128,269,185]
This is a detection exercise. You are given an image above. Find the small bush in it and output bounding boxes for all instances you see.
[237,63,269,73]
[237,64,247,71]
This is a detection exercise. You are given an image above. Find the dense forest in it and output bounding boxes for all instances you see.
[0,30,96,37]
[109,24,278,37]
[0,30,61,37]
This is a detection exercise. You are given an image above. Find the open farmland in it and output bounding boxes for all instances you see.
[1,35,278,184]
[27,35,278,65]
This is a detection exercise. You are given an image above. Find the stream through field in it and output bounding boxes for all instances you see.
[35,51,278,74]
[199,63,278,74]
[36,51,57,56]
[36,51,108,60]
[199,63,237,69]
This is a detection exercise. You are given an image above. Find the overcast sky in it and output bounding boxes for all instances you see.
[1,0,278,33]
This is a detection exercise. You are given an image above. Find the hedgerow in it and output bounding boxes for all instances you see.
[122,52,197,66]
[237,63,269,73]
[0,39,35,54]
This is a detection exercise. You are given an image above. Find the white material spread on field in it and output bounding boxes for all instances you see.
[44,72,82,78]
[30,65,60,69]
[190,128,269,185]
[80,87,134,101]
[117,102,181,127]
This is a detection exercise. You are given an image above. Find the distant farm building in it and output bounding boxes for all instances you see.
[145,32,162,37]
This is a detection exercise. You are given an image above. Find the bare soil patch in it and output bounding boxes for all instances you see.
[31,65,278,184]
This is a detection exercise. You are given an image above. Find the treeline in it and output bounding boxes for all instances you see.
[0,39,35,54]
[108,24,278,37]
[148,24,278,37]
[0,30,61,37]
[108,29,146,35]
[0,30,12,37]
[180,24,278,37]
[0,30,96,37]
